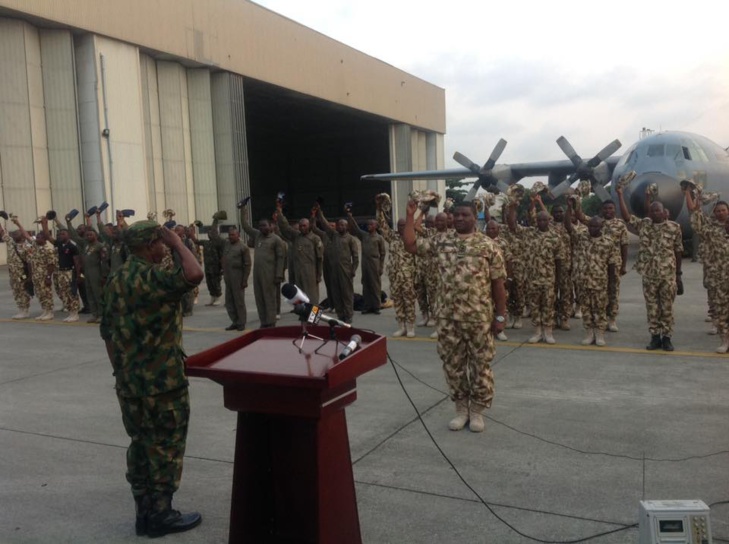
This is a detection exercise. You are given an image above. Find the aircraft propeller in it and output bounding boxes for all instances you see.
[550,136,621,201]
[452,138,510,201]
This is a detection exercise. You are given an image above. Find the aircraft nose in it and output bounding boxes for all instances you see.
[629,173,684,220]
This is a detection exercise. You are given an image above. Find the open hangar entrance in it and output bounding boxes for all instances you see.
[244,78,392,224]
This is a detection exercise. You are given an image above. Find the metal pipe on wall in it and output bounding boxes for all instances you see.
[99,53,113,215]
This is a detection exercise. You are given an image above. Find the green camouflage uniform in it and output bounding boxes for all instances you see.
[278,212,324,305]
[378,211,416,324]
[416,231,505,407]
[28,242,57,312]
[82,240,110,319]
[628,215,683,336]
[100,235,198,503]
[3,232,33,311]
[571,230,620,331]
[196,221,223,298]
[515,225,562,327]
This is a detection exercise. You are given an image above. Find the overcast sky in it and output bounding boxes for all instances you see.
[253,0,729,171]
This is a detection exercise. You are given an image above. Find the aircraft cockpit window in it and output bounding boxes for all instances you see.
[647,144,664,157]
[682,143,709,162]
[682,146,691,160]
[666,144,682,159]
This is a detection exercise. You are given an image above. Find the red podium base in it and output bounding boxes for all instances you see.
[186,325,386,544]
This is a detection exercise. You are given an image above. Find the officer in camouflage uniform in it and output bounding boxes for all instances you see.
[377,206,416,337]
[346,212,385,314]
[685,190,729,351]
[277,203,324,305]
[485,220,511,341]
[565,201,619,346]
[507,199,562,344]
[41,217,81,322]
[241,204,286,327]
[315,208,359,324]
[80,227,110,323]
[65,216,92,314]
[100,220,203,537]
[97,211,128,275]
[422,213,449,338]
[617,185,683,351]
[2,219,35,319]
[404,199,507,433]
[498,207,526,329]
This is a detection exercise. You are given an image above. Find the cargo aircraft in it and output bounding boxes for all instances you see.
[361,131,729,238]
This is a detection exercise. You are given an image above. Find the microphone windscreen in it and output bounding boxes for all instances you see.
[281,283,297,299]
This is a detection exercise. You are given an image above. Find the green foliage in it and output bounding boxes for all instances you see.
[581,194,603,217]
[445,178,468,204]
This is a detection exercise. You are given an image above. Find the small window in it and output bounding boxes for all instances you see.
[647,144,664,157]
[682,147,691,160]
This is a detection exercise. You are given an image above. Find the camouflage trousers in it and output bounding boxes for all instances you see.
[507,273,525,319]
[529,282,556,328]
[117,386,190,498]
[580,288,609,331]
[205,268,223,298]
[704,267,720,321]
[390,270,416,324]
[642,277,677,337]
[714,283,729,335]
[424,268,439,317]
[607,271,621,320]
[436,319,495,407]
[53,270,80,313]
[415,265,429,316]
[31,271,54,312]
[9,264,31,310]
[555,269,573,324]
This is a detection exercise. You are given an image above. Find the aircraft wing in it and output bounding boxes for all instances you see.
[360,168,477,181]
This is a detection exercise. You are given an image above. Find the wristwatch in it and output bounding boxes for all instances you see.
[495,315,506,324]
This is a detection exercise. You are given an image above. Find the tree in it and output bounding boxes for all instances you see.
[445,178,469,204]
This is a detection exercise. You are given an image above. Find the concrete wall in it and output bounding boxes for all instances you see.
[0,0,445,133]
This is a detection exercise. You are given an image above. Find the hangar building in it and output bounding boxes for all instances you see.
[0,0,446,264]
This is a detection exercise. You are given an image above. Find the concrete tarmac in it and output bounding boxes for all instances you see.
[1,248,729,544]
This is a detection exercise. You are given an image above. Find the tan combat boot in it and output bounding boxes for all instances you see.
[543,326,556,344]
[608,319,619,332]
[468,402,487,433]
[392,321,405,337]
[13,309,30,320]
[448,399,469,431]
[36,310,53,321]
[594,330,606,347]
[429,330,438,339]
[416,313,429,327]
[581,329,594,345]
[528,326,543,344]
[716,334,729,354]
[512,317,523,329]
[63,311,79,323]
[405,322,416,338]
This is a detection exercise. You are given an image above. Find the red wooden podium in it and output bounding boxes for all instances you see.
[185,325,387,544]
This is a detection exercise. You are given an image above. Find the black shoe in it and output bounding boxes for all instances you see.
[646,334,662,350]
[662,336,675,351]
[147,509,202,538]
[79,307,91,314]
[225,324,238,331]
[134,495,151,536]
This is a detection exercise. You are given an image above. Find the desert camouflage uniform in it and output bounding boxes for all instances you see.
[691,210,726,329]
[600,217,628,320]
[515,225,562,327]
[491,235,511,313]
[571,230,620,331]
[3,232,33,311]
[28,242,57,312]
[100,254,197,504]
[416,231,505,407]
[378,211,416,324]
[569,222,588,309]
[499,227,525,319]
[53,240,80,313]
[421,227,442,318]
[707,226,729,334]
[628,215,683,337]
[551,222,573,325]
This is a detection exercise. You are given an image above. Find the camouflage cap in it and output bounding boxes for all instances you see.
[123,220,161,248]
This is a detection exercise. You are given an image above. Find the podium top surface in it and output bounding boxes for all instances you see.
[185,326,387,389]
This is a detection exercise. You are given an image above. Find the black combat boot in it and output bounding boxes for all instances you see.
[134,494,151,536]
[662,336,675,352]
[646,334,662,350]
[146,493,202,538]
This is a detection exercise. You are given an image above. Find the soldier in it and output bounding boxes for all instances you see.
[172,225,195,317]
[209,223,252,331]
[507,199,562,344]
[79,226,110,324]
[97,210,128,274]
[403,200,507,433]
[277,202,324,305]
[377,204,416,337]
[189,215,224,306]
[314,207,359,324]
[1,218,34,319]
[616,184,682,351]
[346,212,385,314]
[497,205,526,330]
[574,200,629,331]
[41,217,81,322]
[12,219,55,320]
[685,190,729,351]
[100,220,203,537]
[565,201,619,346]
[241,203,286,328]
[413,212,432,327]
[484,220,511,341]
[310,204,333,308]
[65,214,92,314]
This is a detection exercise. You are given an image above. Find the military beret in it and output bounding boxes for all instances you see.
[124,220,161,248]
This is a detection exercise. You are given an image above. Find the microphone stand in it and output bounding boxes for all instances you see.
[295,318,325,353]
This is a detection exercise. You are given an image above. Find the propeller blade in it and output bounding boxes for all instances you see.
[592,182,611,203]
[556,136,582,167]
[482,139,508,172]
[587,139,622,168]
[464,180,482,202]
[550,179,573,199]
[453,152,481,174]
[495,180,511,194]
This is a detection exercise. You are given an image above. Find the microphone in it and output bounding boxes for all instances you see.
[292,303,352,328]
[281,283,310,305]
[338,334,362,360]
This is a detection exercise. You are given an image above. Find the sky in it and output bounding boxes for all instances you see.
[253,0,729,172]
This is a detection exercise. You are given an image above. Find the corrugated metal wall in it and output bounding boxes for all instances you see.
[140,54,164,217]
[187,68,217,224]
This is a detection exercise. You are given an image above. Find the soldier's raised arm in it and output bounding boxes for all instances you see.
[239,204,260,240]
[12,217,33,243]
[275,204,297,242]
[346,211,365,240]
[317,208,335,234]
[41,216,56,244]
